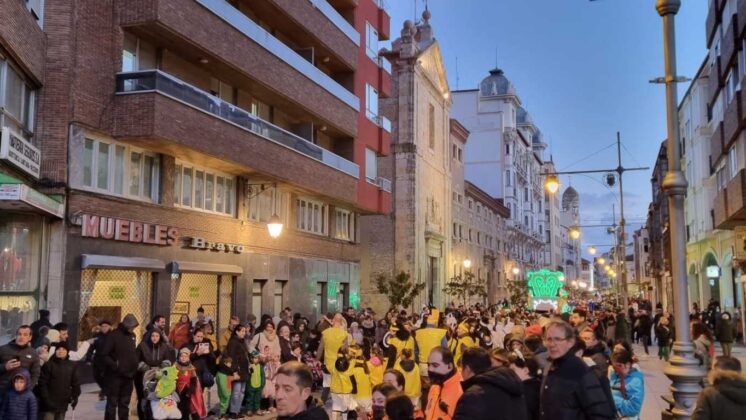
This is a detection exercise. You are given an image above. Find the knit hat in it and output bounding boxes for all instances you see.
[179,347,192,356]
[54,341,70,352]
[526,324,543,337]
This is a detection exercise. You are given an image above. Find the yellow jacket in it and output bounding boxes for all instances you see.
[367,358,386,387]
[394,359,421,399]
[414,328,447,363]
[452,335,478,367]
[331,361,354,394]
[321,327,349,371]
[388,336,415,360]
[352,364,372,398]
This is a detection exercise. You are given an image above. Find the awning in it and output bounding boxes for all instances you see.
[82,254,166,270]
[0,173,64,218]
[172,261,243,275]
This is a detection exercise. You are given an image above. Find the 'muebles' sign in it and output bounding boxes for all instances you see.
[81,214,178,245]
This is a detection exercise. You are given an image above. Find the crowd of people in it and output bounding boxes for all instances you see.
[0,299,744,420]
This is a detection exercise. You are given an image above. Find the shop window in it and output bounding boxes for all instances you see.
[81,138,159,202]
[174,161,235,216]
[334,208,355,241]
[251,280,265,323]
[79,269,152,342]
[169,273,222,333]
[0,59,36,138]
[0,214,42,345]
[273,281,286,316]
[296,197,328,236]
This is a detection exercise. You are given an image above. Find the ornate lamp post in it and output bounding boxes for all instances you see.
[656,1,704,418]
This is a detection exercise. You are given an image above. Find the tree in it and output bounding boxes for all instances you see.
[443,271,488,306]
[375,271,426,310]
[507,278,529,309]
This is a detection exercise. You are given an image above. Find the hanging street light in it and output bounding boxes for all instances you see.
[597,257,606,265]
[588,246,597,255]
[545,174,561,194]
[569,227,581,240]
[267,213,283,238]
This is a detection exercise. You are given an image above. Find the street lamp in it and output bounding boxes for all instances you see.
[511,267,520,275]
[267,214,283,238]
[545,174,561,194]
[588,246,597,255]
[597,257,606,265]
[656,0,703,417]
[569,227,581,240]
[463,259,472,269]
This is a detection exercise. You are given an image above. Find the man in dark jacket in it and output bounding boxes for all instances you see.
[91,320,112,400]
[30,309,53,348]
[452,347,527,420]
[541,321,615,420]
[692,356,746,420]
[99,314,139,420]
[36,341,81,419]
[636,310,653,355]
[0,325,41,401]
[276,361,329,420]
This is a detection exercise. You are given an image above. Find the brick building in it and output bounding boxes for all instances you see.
[0,0,392,344]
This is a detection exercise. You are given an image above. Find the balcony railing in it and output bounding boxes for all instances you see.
[377,56,392,74]
[376,176,392,192]
[195,0,359,111]
[308,0,359,45]
[115,70,359,178]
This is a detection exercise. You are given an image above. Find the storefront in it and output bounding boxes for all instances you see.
[0,174,64,344]
[63,212,360,344]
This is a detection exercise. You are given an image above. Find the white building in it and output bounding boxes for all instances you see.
[543,161,562,271]
[560,187,581,280]
[451,69,547,275]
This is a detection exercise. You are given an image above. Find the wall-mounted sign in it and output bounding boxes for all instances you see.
[0,127,41,179]
[706,266,720,278]
[81,214,178,245]
[187,237,245,253]
[108,286,125,300]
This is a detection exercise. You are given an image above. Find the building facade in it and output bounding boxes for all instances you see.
[560,187,582,281]
[361,10,452,312]
[647,141,673,312]
[451,69,546,277]
[543,160,563,271]
[1,0,393,344]
[450,119,510,304]
[632,227,653,303]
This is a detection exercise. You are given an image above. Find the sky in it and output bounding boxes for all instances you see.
[385,0,708,261]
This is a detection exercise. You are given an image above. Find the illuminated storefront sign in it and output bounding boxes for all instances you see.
[527,269,564,311]
[186,237,245,253]
[81,214,178,245]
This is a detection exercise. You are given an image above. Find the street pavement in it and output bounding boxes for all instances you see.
[67,343,746,419]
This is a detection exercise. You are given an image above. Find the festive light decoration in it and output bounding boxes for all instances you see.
[527,269,564,310]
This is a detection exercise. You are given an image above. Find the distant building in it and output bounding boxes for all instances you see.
[632,227,653,302]
[543,159,563,271]
[560,187,581,281]
[646,141,673,312]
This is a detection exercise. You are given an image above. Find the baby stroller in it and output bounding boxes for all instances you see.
[302,352,324,391]
[145,362,182,420]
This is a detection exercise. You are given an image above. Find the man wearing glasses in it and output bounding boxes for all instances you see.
[539,321,615,420]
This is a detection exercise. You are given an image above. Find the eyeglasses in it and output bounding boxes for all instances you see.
[543,336,569,344]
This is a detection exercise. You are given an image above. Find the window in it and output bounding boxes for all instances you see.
[506,170,511,186]
[122,33,156,72]
[458,148,463,162]
[725,70,734,104]
[729,146,738,179]
[506,143,510,155]
[366,22,379,61]
[365,148,378,182]
[25,0,44,26]
[335,208,355,241]
[247,186,287,223]
[468,199,473,209]
[428,104,435,149]
[366,84,379,122]
[174,161,235,215]
[251,280,265,322]
[0,60,36,137]
[459,225,463,238]
[453,222,458,236]
[273,281,286,315]
[80,138,159,202]
[469,229,473,242]
[296,197,328,235]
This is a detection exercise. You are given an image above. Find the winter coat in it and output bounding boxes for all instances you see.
[226,335,250,381]
[137,337,175,371]
[693,335,713,370]
[636,315,652,337]
[277,405,330,420]
[0,369,37,420]
[279,336,294,363]
[655,325,672,346]
[188,340,217,381]
[539,353,616,420]
[692,368,746,420]
[100,314,139,378]
[35,354,81,413]
[169,321,192,350]
[614,316,629,342]
[609,368,645,417]
[0,340,41,395]
[716,318,736,343]
[523,377,541,420]
[91,331,110,372]
[452,367,528,420]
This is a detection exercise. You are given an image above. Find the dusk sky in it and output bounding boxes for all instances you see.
[385,0,708,260]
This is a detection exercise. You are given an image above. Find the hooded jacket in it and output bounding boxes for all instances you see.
[100,314,140,378]
[692,369,746,420]
[35,353,81,413]
[540,353,616,420]
[609,368,645,417]
[452,367,527,420]
[0,369,37,420]
[137,329,175,370]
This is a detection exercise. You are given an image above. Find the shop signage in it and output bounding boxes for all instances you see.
[0,127,41,179]
[109,286,125,299]
[187,237,245,253]
[81,214,178,245]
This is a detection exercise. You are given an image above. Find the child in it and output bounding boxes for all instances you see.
[36,342,81,420]
[216,356,238,418]
[367,345,386,387]
[330,349,355,420]
[175,348,207,419]
[0,369,37,420]
[290,342,304,362]
[242,351,265,416]
[261,345,280,413]
[655,317,672,361]
[394,348,421,410]
[350,346,373,418]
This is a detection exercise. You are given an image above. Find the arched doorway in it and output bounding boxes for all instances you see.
[703,253,720,306]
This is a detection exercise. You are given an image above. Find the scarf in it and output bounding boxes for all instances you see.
[613,365,627,399]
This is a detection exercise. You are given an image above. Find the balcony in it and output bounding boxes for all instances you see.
[721,17,737,75]
[710,121,724,162]
[118,0,358,136]
[114,70,359,202]
[377,1,391,41]
[307,0,359,45]
[723,90,742,147]
[714,168,746,229]
[378,56,392,97]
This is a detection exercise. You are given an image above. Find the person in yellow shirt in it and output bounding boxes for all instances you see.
[330,349,354,420]
[349,345,372,418]
[451,322,478,367]
[386,321,415,369]
[367,345,386,387]
[318,313,350,403]
[414,310,448,375]
[394,348,422,409]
